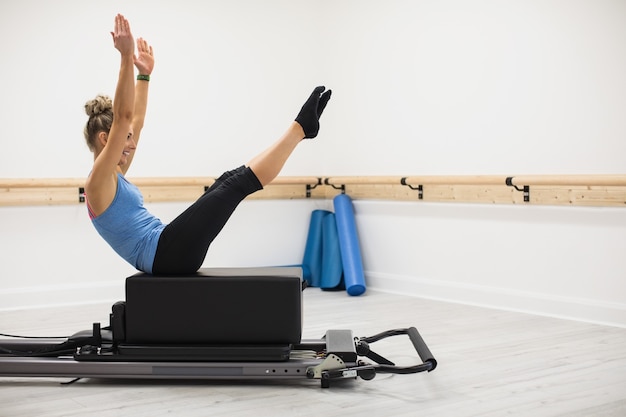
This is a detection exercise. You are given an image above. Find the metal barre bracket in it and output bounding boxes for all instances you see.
[306,178,323,198]
[324,179,345,194]
[505,177,529,202]
[400,178,423,200]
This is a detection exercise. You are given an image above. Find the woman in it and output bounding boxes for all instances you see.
[83,14,331,275]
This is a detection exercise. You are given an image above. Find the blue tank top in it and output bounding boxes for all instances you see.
[88,173,165,273]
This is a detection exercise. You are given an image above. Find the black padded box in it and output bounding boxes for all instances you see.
[123,267,303,345]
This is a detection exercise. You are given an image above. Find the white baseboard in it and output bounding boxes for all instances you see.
[0,281,124,312]
[365,271,626,329]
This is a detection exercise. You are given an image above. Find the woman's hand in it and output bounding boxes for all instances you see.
[110,14,134,56]
[134,37,154,76]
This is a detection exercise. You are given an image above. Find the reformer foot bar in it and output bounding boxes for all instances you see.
[0,267,436,388]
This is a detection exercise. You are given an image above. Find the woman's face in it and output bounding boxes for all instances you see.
[118,129,136,166]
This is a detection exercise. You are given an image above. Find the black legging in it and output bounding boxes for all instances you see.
[151,165,263,275]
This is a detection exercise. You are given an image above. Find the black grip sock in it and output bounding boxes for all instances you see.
[295,86,332,139]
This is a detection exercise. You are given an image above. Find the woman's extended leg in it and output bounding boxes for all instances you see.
[151,165,262,274]
[151,86,332,274]
[247,86,332,186]
[246,122,305,186]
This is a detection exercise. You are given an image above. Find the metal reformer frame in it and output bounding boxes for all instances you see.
[0,324,436,388]
[1,267,436,388]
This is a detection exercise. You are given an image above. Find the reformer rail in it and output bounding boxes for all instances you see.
[1,175,625,207]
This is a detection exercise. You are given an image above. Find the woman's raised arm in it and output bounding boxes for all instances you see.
[86,14,136,213]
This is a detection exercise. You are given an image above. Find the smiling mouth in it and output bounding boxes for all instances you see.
[122,151,130,156]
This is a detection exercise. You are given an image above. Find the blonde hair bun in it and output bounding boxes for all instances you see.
[84,95,113,117]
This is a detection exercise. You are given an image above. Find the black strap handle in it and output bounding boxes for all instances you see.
[358,327,437,374]
[407,327,437,371]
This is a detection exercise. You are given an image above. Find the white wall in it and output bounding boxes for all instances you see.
[356,201,626,327]
[0,0,328,178]
[322,0,626,176]
[1,1,625,326]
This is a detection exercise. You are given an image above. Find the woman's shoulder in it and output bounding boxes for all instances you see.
[85,170,121,217]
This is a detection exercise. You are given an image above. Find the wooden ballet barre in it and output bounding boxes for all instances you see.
[0,177,217,188]
[1,175,625,207]
[0,178,85,188]
[504,174,626,203]
[324,176,403,186]
[0,176,320,189]
[269,176,321,186]
[401,175,507,186]
[324,175,626,187]
[506,174,626,187]
[324,175,508,187]
[323,176,509,202]
[322,175,626,206]
[133,176,323,201]
[255,176,324,199]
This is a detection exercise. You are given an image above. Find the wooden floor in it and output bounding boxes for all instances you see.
[1,289,625,417]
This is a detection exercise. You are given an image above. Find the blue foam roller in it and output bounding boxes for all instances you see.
[320,212,343,289]
[333,194,366,296]
[301,210,331,287]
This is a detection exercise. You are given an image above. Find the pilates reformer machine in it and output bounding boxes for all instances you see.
[0,267,437,388]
